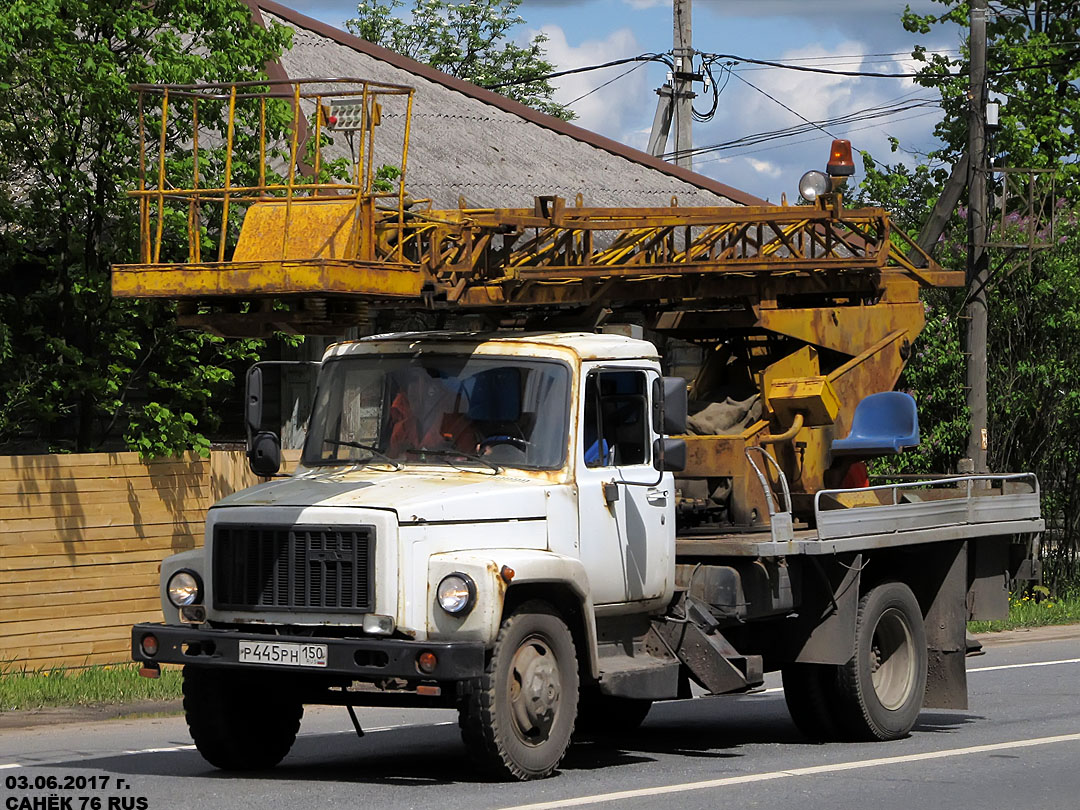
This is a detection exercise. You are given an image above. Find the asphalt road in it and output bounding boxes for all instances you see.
[3,628,1080,810]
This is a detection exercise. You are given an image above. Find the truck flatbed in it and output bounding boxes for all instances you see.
[676,473,1043,557]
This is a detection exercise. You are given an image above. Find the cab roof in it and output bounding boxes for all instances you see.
[325,331,660,362]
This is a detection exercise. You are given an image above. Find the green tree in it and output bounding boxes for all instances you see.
[0,0,291,455]
[902,0,1080,190]
[347,0,572,120]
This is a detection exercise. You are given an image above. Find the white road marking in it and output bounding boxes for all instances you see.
[0,719,457,769]
[968,656,1080,673]
[499,732,1080,810]
[2,658,1076,771]
[122,746,195,754]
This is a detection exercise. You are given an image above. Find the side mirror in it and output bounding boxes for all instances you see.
[654,438,687,472]
[248,431,282,477]
[245,365,264,435]
[244,360,320,476]
[662,377,687,435]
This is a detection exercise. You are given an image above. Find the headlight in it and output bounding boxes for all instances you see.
[798,169,830,202]
[167,570,202,607]
[436,573,476,616]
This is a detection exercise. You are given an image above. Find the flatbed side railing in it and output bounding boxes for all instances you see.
[814,473,1041,541]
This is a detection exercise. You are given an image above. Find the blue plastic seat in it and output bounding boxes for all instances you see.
[584,438,611,466]
[832,391,920,456]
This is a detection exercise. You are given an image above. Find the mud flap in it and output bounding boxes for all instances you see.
[923,541,968,710]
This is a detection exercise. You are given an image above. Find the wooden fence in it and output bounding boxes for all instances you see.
[0,450,278,671]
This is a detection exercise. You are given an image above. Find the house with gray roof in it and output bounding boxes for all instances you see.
[247,0,763,212]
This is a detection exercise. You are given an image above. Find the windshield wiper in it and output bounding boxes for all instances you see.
[408,446,501,474]
[323,439,402,470]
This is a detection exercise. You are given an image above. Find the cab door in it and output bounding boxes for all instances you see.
[576,367,674,605]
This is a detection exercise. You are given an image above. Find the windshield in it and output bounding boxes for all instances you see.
[303,353,571,470]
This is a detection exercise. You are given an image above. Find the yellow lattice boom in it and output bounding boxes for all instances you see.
[110,79,965,523]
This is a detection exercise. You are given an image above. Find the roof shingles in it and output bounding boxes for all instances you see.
[256,2,762,212]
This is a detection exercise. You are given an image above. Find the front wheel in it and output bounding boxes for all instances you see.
[183,666,303,770]
[459,601,579,780]
[835,581,928,741]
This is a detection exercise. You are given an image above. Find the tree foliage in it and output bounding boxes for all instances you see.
[347,0,571,120]
[862,2,1080,586]
[0,0,291,455]
[986,212,1080,584]
[902,0,1080,189]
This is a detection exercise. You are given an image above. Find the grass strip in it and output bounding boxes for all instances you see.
[969,588,1080,633]
[0,664,182,712]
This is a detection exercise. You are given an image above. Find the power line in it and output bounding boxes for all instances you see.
[675,98,939,158]
[697,50,1077,79]
[693,110,943,166]
[482,53,671,90]
[666,99,938,161]
[565,60,649,107]
[484,47,1076,96]
[730,71,838,137]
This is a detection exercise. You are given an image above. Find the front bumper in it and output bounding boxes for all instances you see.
[131,623,486,681]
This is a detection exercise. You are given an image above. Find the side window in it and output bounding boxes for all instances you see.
[583,370,649,467]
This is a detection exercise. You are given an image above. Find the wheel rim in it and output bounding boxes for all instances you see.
[508,634,561,747]
[869,606,916,710]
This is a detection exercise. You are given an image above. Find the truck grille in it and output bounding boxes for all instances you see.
[213,525,374,613]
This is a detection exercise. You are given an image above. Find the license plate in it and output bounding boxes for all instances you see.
[238,640,328,668]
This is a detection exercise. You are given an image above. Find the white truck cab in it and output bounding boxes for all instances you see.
[140,332,690,780]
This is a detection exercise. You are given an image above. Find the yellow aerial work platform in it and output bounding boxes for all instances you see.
[111,78,963,526]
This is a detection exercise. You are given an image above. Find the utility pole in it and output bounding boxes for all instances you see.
[672,0,693,169]
[965,0,989,473]
[647,0,695,168]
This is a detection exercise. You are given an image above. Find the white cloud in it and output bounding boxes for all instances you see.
[536,24,650,137]
[747,157,782,178]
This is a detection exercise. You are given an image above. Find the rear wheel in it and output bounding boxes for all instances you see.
[183,665,303,770]
[835,581,927,741]
[459,601,579,780]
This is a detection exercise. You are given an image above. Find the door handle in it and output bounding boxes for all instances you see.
[646,488,668,506]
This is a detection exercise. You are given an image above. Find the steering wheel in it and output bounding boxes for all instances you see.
[477,435,530,452]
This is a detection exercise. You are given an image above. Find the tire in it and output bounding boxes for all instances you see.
[459,601,579,780]
[183,665,303,771]
[835,581,928,741]
[575,689,652,738]
[781,663,843,742]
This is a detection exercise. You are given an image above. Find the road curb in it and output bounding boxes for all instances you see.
[972,623,1080,648]
[0,699,182,731]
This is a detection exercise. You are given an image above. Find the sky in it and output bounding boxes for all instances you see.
[279,0,965,201]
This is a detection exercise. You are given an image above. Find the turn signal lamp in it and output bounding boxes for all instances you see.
[826,139,855,177]
[417,651,438,674]
[140,633,159,657]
